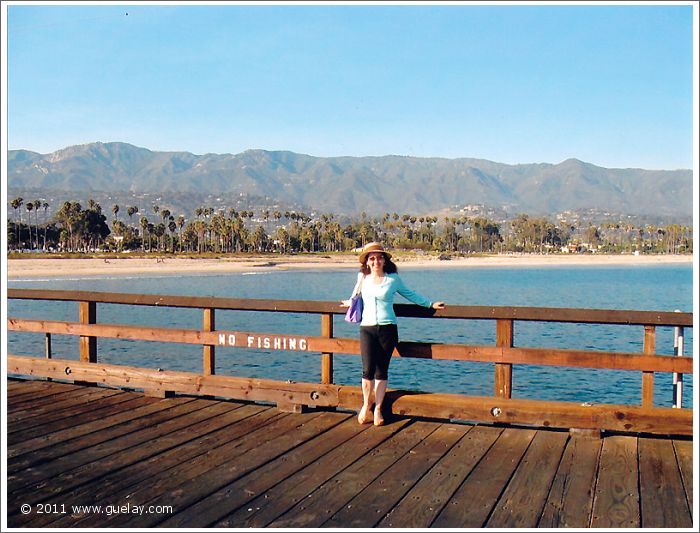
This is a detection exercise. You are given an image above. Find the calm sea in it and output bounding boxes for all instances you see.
[7,263,694,408]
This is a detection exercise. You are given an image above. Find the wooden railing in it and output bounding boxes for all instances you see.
[7,288,694,435]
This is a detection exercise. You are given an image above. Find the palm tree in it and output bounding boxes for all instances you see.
[55,201,82,251]
[159,209,171,251]
[194,220,206,253]
[168,218,177,252]
[147,223,155,252]
[127,205,139,221]
[273,210,282,228]
[209,213,225,253]
[112,220,127,251]
[140,216,149,252]
[11,197,24,248]
[275,227,289,254]
[42,201,50,250]
[32,199,42,249]
[153,223,166,253]
[177,215,186,253]
[88,199,102,214]
[25,202,34,249]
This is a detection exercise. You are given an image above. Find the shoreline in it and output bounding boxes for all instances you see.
[7,253,694,279]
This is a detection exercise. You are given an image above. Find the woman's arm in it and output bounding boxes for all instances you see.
[395,275,435,308]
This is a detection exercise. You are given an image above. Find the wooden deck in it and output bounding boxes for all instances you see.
[6,378,694,528]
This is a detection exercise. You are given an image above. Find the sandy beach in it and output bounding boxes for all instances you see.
[6,253,693,279]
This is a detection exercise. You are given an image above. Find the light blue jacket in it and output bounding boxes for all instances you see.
[350,272,433,326]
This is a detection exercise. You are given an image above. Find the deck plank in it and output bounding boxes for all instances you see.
[538,434,603,527]
[8,399,238,528]
[4,379,693,529]
[324,423,469,528]
[163,413,364,527]
[591,435,640,528]
[46,405,281,529]
[215,417,413,528]
[72,408,291,527]
[6,391,156,444]
[486,429,570,528]
[7,397,204,498]
[378,425,503,528]
[8,396,199,475]
[639,437,692,527]
[113,411,345,528]
[7,379,77,398]
[7,389,140,439]
[7,386,115,424]
[7,395,154,458]
[127,412,347,526]
[674,439,693,517]
[267,420,440,528]
[432,427,537,527]
[8,382,89,408]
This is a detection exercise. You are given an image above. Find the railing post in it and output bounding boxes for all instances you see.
[321,313,334,385]
[77,301,97,387]
[673,310,684,408]
[45,332,53,382]
[642,325,656,408]
[79,301,97,363]
[495,319,513,398]
[203,308,215,375]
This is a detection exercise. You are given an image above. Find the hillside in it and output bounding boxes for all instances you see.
[8,142,693,218]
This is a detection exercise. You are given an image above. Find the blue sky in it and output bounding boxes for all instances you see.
[4,2,696,169]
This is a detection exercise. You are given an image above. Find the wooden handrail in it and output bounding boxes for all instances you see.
[7,356,693,436]
[7,318,693,373]
[7,289,693,326]
[6,288,694,435]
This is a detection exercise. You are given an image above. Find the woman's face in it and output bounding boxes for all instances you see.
[367,252,385,273]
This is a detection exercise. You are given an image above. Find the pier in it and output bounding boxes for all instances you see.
[6,288,694,527]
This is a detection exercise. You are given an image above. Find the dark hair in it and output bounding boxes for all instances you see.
[360,253,398,275]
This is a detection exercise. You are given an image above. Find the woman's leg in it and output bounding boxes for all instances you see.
[373,379,388,425]
[373,324,398,426]
[358,378,373,424]
[359,327,380,424]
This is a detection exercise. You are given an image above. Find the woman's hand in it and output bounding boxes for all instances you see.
[432,301,446,310]
[340,300,351,308]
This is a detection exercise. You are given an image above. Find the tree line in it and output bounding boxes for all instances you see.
[7,196,693,255]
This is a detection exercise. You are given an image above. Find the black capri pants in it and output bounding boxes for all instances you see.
[360,324,399,380]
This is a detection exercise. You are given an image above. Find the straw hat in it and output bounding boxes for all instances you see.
[359,242,392,264]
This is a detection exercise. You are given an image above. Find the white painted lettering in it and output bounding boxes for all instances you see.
[218,334,226,346]
[232,334,310,351]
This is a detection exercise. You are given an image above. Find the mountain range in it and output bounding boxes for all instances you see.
[7,142,693,218]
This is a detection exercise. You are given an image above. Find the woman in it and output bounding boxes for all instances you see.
[342,242,445,426]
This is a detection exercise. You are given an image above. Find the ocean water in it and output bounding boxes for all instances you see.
[7,263,694,408]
